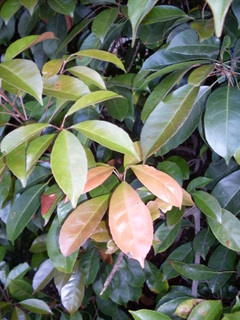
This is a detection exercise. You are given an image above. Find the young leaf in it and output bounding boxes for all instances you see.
[109,181,153,267]
[67,66,106,89]
[51,130,87,208]
[4,32,55,61]
[83,166,114,194]
[90,220,112,243]
[1,123,48,156]
[130,309,171,320]
[41,184,63,217]
[20,299,53,315]
[59,195,109,256]
[192,191,222,222]
[131,165,182,208]
[0,59,43,105]
[73,120,138,158]
[7,184,46,242]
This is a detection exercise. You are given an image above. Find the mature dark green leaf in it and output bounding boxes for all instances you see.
[48,0,75,17]
[188,300,223,320]
[193,191,222,222]
[32,259,55,293]
[79,247,99,286]
[5,263,31,288]
[92,264,112,300]
[142,5,187,24]
[7,184,46,242]
[119,257,145,288]
[11,306,28,320]
[20,299,53,315]
[30,234,47,253]
[187,177,213,193]
[144,261,168,294]
[130,310,171,320]
[96,296,118,317]
[193,228,215,260]
[154,221,181,253]
[92,8,118,43]
[8,279,33,301]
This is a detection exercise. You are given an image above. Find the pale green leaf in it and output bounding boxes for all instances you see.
[5,262,30,289]
[32,259,55,293]
[188,300,223,320]
[130,309,171,320]
[67,66,106,89]
[42,59,63,80]
[0,0,21,24]
[20,299,53,315]
[19,0,38,15]
[142,5,187,24]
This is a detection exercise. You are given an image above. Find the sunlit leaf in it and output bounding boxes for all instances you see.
[130,309,171,320]
[68,66,106,89]
[51,130,87,208]
[20,299,53,315]
[191,18,214,41]
[32,259,55,293]
[59,195,109,256]
[48,0,75,17]
[188,300,223,320]
[5,262,30,289]
[0,0,21,24]
[42,59,63,79]
[90,220,112,243]
[83,166,114,193]
[109,181,153,267]
[20,0,38,15]
[188,65,215,86]
[131,165,182,208]
[175,299,204,319]
[192,191,222,222]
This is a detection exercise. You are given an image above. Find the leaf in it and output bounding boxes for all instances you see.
[131,165,182,208]
[144,261,168,294]
[30,234,47,253]
[41,184,63,217]
[4,32,55,61]
[90,220,112,243]
[187,177,213,193]
[92,8,118,43]
[188,65,215,86]
[191,18,215,41]
[169,260,234,281]
[47,216,78,273]
[43,75,90,101]
[208,208,240,251]
[193,228,215,260]
[66,91,122,118]
[109,181,153,267]
[206,0,233,37]
[60,264,85,315]
[153,221,181,253]
[67,66,106,89]
[1,123,48,156]
[20,299,53,315]
[6,184,46,242]
[188,300,223,320]
[175,299,205,319]
[124,141,143,168]
[47,0,75,17]
[42,59,63,80]
[73,120,138,158]
[142,5,187,24]
[32,259,55,293]
[141,85,199,158]
[83,166,114,194]
[130,310,171,320]
[205,85,240,162]
[79,247,99,286]
[19,0,38,15]
[5,263,31,289]
[51,130,87,208]
[73,49,126,72]
[192,191,222,222]
[0,0,21,24]
[11,307,28,320]
[8,279,33,300]
[128,0,158,46]
[59,195,109,256]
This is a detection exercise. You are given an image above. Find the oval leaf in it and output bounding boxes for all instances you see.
[109,181,153,267]
[92,8,118,43]
[51,130,87,208]
[67,66,106,89]
[73,120,138,158]
[32,259,55,293]
[20,299,53,315]
[131,165,182,208]
[83,166,114,193]
[59,195,109,256]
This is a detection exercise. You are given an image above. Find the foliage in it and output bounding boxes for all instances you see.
[0,0,240,319]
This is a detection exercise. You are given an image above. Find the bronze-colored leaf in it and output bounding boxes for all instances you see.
[83,166,114,193]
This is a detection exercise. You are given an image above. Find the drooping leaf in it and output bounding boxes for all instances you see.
[7,184,46,242]
[141,85,199,158]
[59,195,109,256]
[208,208,240,251]
[19,0,38,15]
[192,191,222,222]
[1,123,48,156]
[128,0,158,46]
[188,300,223,320]
[109,181,153,267]
[130,309,171,320]
[47,0,75,17]
[20,299,53,315]
[92,8,118,43]
[131,165,182,208]
[32,259,55,293]
[73,120,138,158]
[0,59,43,104]
[66,91,122,118]
[206,0,233,37]
[67,66,106,89]
[43,75,90,101]
[60,263,85,316]
[51,130,87,208]
[4,32,55,61]
[204,85,240,162]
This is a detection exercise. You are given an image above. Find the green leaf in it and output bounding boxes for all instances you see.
[144,261,168,294]
[8,279,33,300]
[20,299,53,315]
[0,0,21,24]
[73,120,138,158]
[206,0,233,37]
[208,208,240,251]
[188,300,223,320]
[73,49,126,72]
[42,59,63,79]
[60,264,85,316]
[193,228,215,260]
[1,123,48,155]
[32,259,55,293]
[11,307,28,320]
[5,263,31,289]
[188,64,215,86]
[187,177,212,193]
[30,234,47,253]
[128,0,158,46]
[43,75,90,101]
[66,91,122,118]
[141,85,199,158]
[19,0,38,15]
[204,85,240,162]
[92,8,118,43]
[47,0,75,17]
[6,184,46,242]
[47,216,78,273]
[0,59,43,104]
[4,32,55,61]
[169,260,234,281]
[191,18,215,41]
[0,105,11,126]
[130,310,171,320]
[154,221,181,253]
[174,299,205,319]
[142,5,187,24]
[51,130,87,208]
[59,195,109,256]
[222,312,240,320]
[67,66,106,89]
[192,191,222,222]
[119,257,146,288]
[79,247,99,286]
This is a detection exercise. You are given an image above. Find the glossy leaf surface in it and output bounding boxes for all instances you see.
[92,8,118,43]
[130,309,171,320]
[67,66,106,89]
[193,191,222,222]
[188,300,223,320]
[20,299,53,315]
[32,259,55,293]
[83,166,114,193]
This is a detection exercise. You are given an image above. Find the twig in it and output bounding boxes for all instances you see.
[0,101,23,124]
[100,251,124,295]
[43,96,52,123]
[19,96,28,120]
[0,89,25,121]
[192,208,201,297]
[127,40,141,73]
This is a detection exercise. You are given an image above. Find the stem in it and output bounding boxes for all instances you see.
[127,40,141,73]
[0,101,23,124]
[43,96,52,123]
[100,251,124,295]
[19,96,28,120]
[0,90,26,121]
[192,208,201,297]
